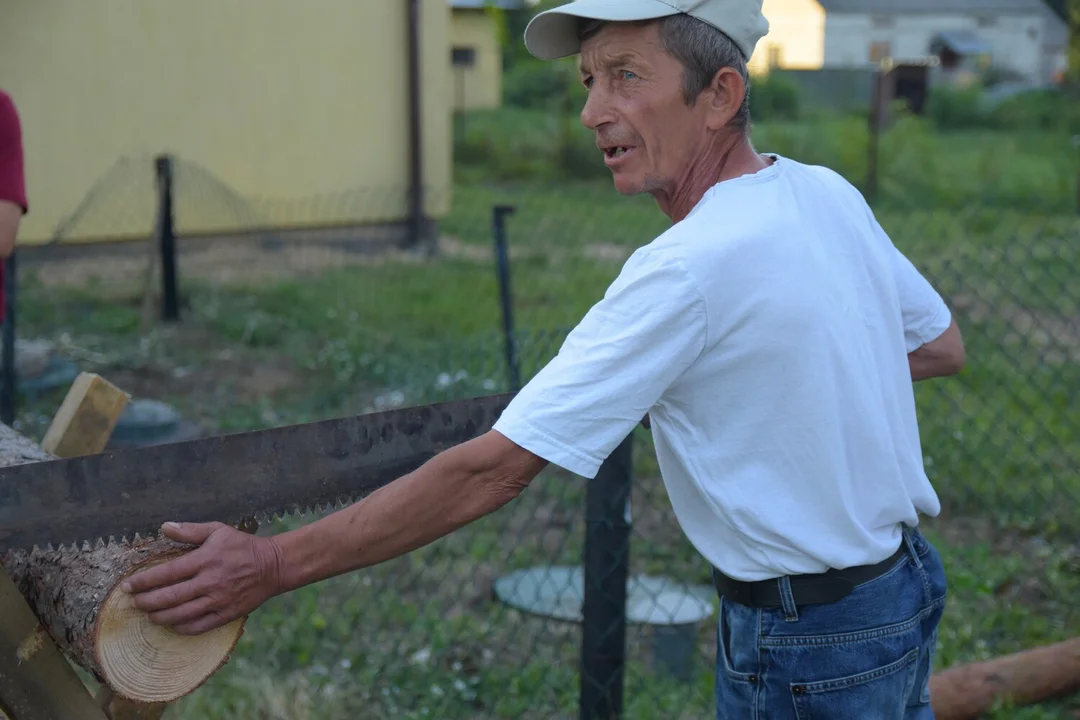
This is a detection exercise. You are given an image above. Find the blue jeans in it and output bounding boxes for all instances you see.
[714,526,947,719]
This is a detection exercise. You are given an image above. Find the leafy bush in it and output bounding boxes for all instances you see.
[926,82,1079,135]
[926,84,987,129]
[453,107,608,183]
[503,59,576,111]
[749,73,801,121]
[989,88,1080,134]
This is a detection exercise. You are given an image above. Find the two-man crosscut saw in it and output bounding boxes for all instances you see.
[0,392,515,553]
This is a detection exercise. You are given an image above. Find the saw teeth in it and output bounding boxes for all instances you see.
[27,493,376,553]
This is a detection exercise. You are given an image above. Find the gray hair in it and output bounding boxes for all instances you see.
[579,14,752,130]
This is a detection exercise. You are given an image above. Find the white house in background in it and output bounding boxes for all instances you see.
[817,0,1068,85]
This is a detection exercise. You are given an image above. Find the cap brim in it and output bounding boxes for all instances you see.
[524,0,681,60]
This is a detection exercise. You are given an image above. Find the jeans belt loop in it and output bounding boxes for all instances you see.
[901,524,923,569]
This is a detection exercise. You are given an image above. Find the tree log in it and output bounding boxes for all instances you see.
[0,423,245,704]
[929,637,1080,719]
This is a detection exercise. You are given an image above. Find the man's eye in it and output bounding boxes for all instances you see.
[621,70,637,80]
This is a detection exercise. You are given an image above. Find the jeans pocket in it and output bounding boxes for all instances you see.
[715,599,758,716]
[717,598,755,681]
[913,627,938,706]
[790,646,920,720]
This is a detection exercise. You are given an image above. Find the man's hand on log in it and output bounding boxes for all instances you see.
[121,521,284,635]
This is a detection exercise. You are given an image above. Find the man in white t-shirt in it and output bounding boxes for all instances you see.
[123,1,965,716]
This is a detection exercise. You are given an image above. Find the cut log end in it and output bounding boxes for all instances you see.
[3,534,247,705]
[95,564,244,703]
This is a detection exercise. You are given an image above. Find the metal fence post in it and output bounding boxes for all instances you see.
[1,253,16,426]
[492,205,521,392]
[580,431,633,720]
[155,154,179,322]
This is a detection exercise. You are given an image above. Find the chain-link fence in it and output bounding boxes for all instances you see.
[5,100,1080,717]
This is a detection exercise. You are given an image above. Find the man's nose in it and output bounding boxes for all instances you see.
[580,86,615,131]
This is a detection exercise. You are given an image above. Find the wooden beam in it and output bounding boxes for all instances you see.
[0,569,108,720]
[97,694,168,720]
[929,637,1080,720]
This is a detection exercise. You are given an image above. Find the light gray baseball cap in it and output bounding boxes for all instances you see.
[524,0,770,61]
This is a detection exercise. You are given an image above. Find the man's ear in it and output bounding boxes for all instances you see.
[704,67,746,131]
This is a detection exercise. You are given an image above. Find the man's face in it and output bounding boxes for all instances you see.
[578,21,710,197]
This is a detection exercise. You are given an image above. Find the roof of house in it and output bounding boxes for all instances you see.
[930,29,993,55]
[816,0,1052,13]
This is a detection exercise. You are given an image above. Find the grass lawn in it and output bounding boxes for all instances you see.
[9,134,1080,717]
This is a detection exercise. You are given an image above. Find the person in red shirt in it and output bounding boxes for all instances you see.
[0,89,27,322]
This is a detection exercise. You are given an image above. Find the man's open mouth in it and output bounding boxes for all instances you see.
[604,147,633,159]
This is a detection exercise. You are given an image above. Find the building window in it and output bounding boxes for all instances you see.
[869,41,891,64]
[975,15,997,28]
[872,15,894,28]
[451,47,476,68]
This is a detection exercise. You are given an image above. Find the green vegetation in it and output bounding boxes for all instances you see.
[454,104,1078,214]
[12,72,1080,718]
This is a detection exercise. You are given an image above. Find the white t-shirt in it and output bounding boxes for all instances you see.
[492,155,953,582]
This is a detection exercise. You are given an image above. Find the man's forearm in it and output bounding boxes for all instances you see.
[908,318,965,381]
[909,354,954,382]
[268,432,542,594]
[0,201,21,258]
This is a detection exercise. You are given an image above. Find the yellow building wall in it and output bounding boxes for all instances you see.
[748,0,826,75]
[450,9,503,111]
[0,0,452,245]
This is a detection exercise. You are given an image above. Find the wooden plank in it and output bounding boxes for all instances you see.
[40,372,130,457]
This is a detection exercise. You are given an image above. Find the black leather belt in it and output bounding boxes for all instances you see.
[711,543,908,609]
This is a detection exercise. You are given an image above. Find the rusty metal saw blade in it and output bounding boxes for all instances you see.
[0,392,515,553]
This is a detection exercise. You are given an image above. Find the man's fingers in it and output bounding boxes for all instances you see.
[173,610,231,637]
[146,595,217,627]
[128,576,205,613]
[161,521,222,546]
[121,552,202,594]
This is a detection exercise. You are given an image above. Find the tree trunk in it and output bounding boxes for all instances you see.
[0,423,245,704]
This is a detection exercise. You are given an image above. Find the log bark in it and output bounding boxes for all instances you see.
[0,423,245,704]
[929,637,1080,719]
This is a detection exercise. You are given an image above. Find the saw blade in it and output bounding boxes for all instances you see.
[0,392,515,553]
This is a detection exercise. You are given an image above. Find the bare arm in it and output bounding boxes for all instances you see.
[123,429,549,633]
[0,92,26,256]
[271,429,548,593]
[0,201,21,258]
[908,317,965,381]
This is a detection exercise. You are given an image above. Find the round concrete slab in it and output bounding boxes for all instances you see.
[108,399,202,448]
[493,565,715,626]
